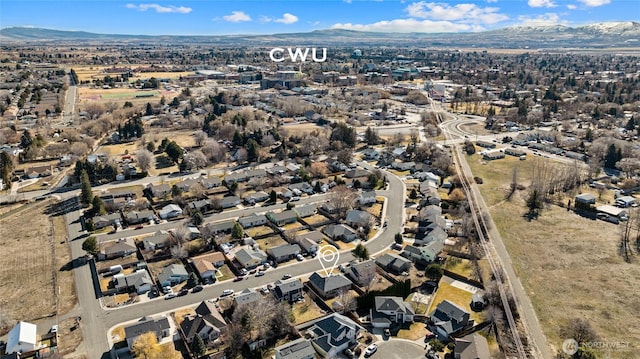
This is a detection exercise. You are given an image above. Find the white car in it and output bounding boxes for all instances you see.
[364,344,378,357]
[220,289,234,297]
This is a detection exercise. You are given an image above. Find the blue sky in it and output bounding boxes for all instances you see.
[1,0,637,35]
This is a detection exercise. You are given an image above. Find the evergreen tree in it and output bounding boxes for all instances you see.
[145,102,153,116]
[91,195,106,216]
[270,190,277,203]
[604,144,619,169]
[80,169,93,206]
[191,335,206,358]
[231,222,244,239]
[82,236,99,256]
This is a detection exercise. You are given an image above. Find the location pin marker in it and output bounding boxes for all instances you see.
[318,245,340,277]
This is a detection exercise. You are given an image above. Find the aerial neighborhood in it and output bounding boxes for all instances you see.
[0,9,639,359]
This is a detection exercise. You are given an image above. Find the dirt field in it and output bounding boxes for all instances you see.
[0,201,61,329]
[466,154,640,358]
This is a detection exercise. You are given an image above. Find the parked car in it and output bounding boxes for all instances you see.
[134,225,144,230]
[383,328,391,337]
[233,277,244,282]
[220,289,234,297]
[191,285,203,293]
[255,270,265,277]
[364,344,378,357]
[162,286,173,294]
[177,289,188,297]
[282,274,292,280]
[50,325,58,334]
[164,293,177,300]
[296,254,304,261]
[260,286,270,294]
[343,348,355,358]
[290,196,301,202]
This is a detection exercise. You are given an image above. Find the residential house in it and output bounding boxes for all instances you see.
[180,312,226,345]
[243,191,269,205]
[345,209,374,229]
[402,242,443,264]
[391,147,406,158]
[235,247,268,269]
[322,224,358,242]
[26,164,52,178]
[186,226,200,240]
[99,238,137,260]
[273,278,304,302]
[194,300,227,335]
[143,230,172,251]
[92,213,122,229]
[159,204,182,220]
[148,183,171,198]
[113,269,153,294]
[274,338,316,359]
[124,209,155,225]
[294,204,317,218]
[392,161,416,172]
[454,333,490,359]
[5,322,37,354]
[267,165,288,176]
[375,253,412,274]
[346,259,376,287]
[200,176,222,189]
[371,296,415,328]
[358,190,377,206]
[238,213,268,228]
[157,263,189,287]
[414,227,448,246]
[188,199,211,213]
[234,288,262,308]
[192,252,226,282]
[124,315,171,349]
[575,193,596,207]
[268,244,302,263]
[268,210,299,226]
[289,182,314,195]
[429,300,473,340]
[204,220,235,235]
[308,272,352,299]
[320,202,339,215]
[176,178,200,192]
[362,148,380,160]
[482,152,505,161]
[307,313,364,358]
[344,169,370,179]
[295,231,323,254]
[220,196,241,209]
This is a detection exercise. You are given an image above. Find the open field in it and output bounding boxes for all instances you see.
[53,214,77,315]
[280,122,326,136]
[443,257,476,279]
[467,154,640,358]
[0,201,59,329]
[246,225,275,238]
[70,65,193,82]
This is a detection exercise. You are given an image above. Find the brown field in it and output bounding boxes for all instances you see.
[70,65,193,82]
[466,154,640,358]
[280,122,326,136]
[0,201,72,330]
[256,235,287,251]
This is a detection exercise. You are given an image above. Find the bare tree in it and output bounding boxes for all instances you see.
[329,185,358,219]
[70,142,89,157]
[193,130,207,147]
[201,140,226,164]
[136,149,154,174]
[170,245,188,259]
[336,289,357,313]
[235,148,248,163]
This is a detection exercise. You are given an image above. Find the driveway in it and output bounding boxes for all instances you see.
[364,340,425,359]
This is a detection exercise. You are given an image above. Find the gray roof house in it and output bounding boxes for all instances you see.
[180,306,227,344]
[275,338,316,359]
[234,288,262,308]
[415,226,448,246]
[159,204,182,220]
[307,313,364,359]
[308,272,352,299]
[273,278,304,302]
[375,253,412,274]
[345,209,373,228]
[371,296,415,328]
[238,213,268,228]
[454,333,491,359]
[92,212,122,229]
[124,209,156,225]
[322,224,358,242]
[346,259,376,287]
[148,183,171,198]
[124,315,171,349]
[157,263,189,287]
[402,242,443,264]
[220,196,241,209]
[113,269,153,294]
[143,230,172,251]
[429,300,473,340]
[575,193,596,205]
[295,231,323,254]
[268,210,299,226]
[205,220,235,235]
[267,244,301,263]
[294,204,317,218]
[358,190,377,205]
[235,247,268,269]
[200,176,222,189]
[100,238,137,260]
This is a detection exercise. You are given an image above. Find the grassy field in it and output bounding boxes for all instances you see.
[246,226,275,238]
[0,201,58,327]
[466,153,640,358]
[443,257,476,279]
[397,322,430,341]
[256,236,287,251]
[291,299,326,324]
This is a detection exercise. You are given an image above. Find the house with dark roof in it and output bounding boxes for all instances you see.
[429,300,473,340]
[306,313,364,358]
[294,204,317,218]
[181,302,226,345]
[308,272,352,299]
[188,199,211,213]
[234,288,262,308]
[142,230,172,251]
[295,231,324,254]
[268,210,299,226]
[346,259,376,287]
[273,278,304,302]
[345,209,374,229]
[267,244,301,263]
[414,226,448,246]
[92,212,122,229]
[371,296,415,328]
[124,209,155,225]
[148,183,171,198]
[322,224,358,242]
[376,253,412,274]
[238,213,268,228]
[454,333,490,359]
[274,338,316,359]
[402,242,443,264]
[204,220,235,235]
[124,315,171,349]
[219,196,241,209]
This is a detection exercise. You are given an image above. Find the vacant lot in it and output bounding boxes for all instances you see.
[0,201,70,331]
[467,155,640,358]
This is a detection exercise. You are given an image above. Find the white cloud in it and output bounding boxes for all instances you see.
[274,13,299,24]
[567,4,577,9]
[528,0,556,8]
[516,13,568,27]
[577,0,610,6]
[125,3,191,14]
[343,0,352,3]
[331,18,485,33]
[486,0,498,3]
[222,11,251,22]
[405,2,508,24]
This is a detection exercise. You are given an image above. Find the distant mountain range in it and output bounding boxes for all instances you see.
[1,22,639,48]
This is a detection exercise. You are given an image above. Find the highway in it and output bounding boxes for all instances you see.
[58,163,406,358]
